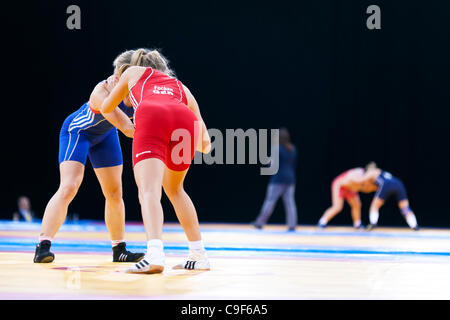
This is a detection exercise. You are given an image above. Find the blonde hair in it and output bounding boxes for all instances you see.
[113,50,135,71]
[115,48,175,77]
[365,161,378,171]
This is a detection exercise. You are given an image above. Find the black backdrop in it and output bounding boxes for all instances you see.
[2,0,450,227]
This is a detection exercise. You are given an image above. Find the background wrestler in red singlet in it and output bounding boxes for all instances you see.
[318,168,367,229]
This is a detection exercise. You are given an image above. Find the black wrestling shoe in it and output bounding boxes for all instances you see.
[354,224,365,230]
[412,225,420,231]
[366,224,377,231]
[33,240,55,263]
[251,221,263,230]
[112,242,145,262]
[317,222,327,229]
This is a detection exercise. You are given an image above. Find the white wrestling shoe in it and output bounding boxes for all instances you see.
[173,250,210,270]
[125,251,165,274]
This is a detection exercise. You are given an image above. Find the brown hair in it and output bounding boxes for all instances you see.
[116,48,175,77]
[279,127,294,151]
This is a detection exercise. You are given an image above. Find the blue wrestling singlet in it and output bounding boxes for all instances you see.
[374,171,408,202]
[58,101,134,168]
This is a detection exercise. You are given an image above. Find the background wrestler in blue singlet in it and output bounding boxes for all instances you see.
[361,162,419,231]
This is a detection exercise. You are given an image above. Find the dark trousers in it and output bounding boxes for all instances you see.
[254,183,298,229]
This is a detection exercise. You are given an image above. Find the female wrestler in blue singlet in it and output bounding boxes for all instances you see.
[360,162,419,231]
[34,50,152,263]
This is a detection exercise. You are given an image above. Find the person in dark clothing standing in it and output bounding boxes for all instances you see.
[13,196,35,222]
[252,128,298,231]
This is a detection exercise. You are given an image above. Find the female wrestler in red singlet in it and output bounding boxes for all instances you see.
[317,168,366,229]
[99,50,211,273]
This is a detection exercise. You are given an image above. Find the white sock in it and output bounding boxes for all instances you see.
[319,217,327,226]
[353,220,362,228]
[111,240,124,247]
[369,210,379,225]
[146,239,164,260]
[188,240,205,252]
[405,213,418,229]
[39,236,53,243]
[147,239,164,251]
[144,239,165,265]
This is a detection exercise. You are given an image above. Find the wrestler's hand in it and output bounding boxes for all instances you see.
[122,123,135,139]
[202,136,211,154]
[104,75,119,92]
[123,95,132,107]
[199,121,211,154]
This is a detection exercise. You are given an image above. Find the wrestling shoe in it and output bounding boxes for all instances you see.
[33,240,55,263]
[173,251,211,270]
[112,242,145,263]
[125,251,165,274]
[317,222,327,229]
[366,224,377,231]
[251,221,263,230]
